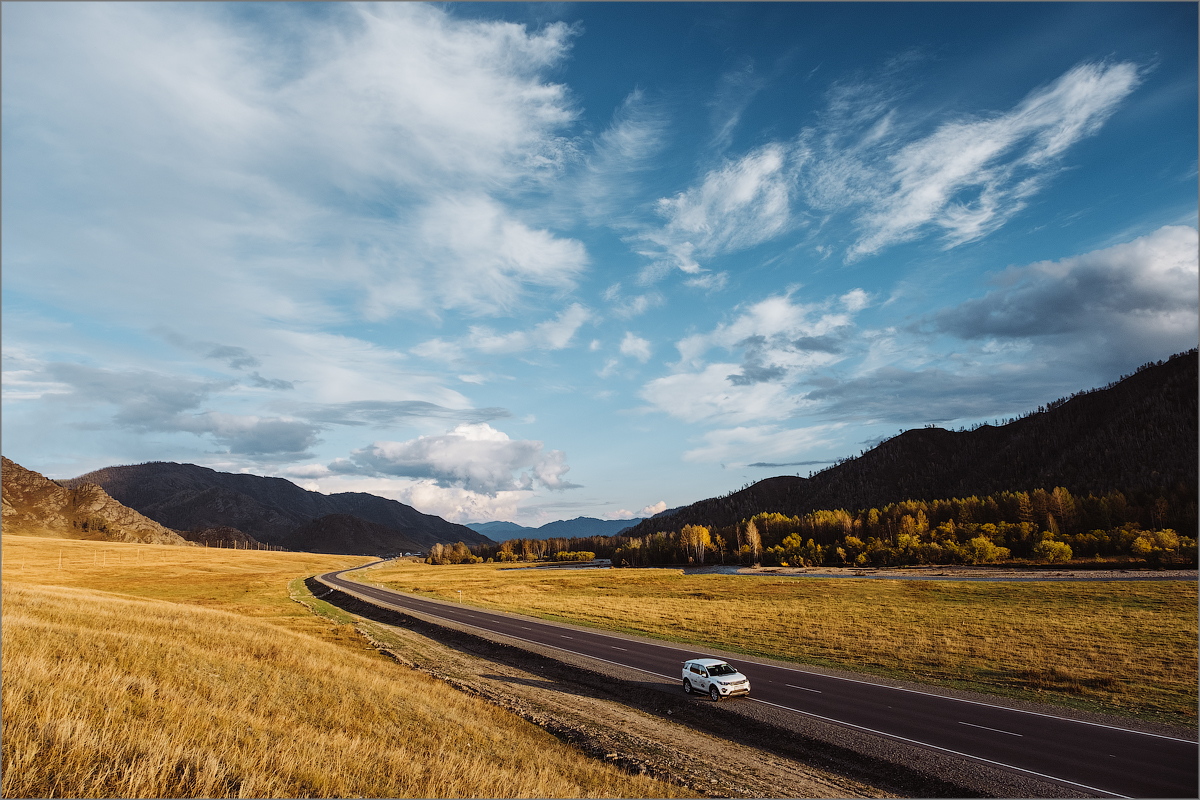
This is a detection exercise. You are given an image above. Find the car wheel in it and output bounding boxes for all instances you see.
[683,679,692,694]
[710,684,721,702]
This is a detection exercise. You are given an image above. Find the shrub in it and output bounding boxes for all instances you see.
[965,535,1009,564]
[1031,536,1073,563]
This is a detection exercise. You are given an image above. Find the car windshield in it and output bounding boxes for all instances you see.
[707,663,738,676]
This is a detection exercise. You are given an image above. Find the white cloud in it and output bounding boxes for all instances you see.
[632,60,1141,276]
[682,424,840,464]
[3,3,587,332]
[675,293,852,366]
[350,422,577,494]
[639,291,862,428]
[840,288,870,312]
[366,195,588,319]
[620,332,652,363]
[839,61,1142,259]
[284,472,532,524]
[639,500,668,517]
[581,89,670,223]
[642,363,802,425]
[411,338,466,364]
[597,358,621,379]
[684,272,729,292]
[602,282,664,318]
[642,142,797,276]
[467,303,593,354]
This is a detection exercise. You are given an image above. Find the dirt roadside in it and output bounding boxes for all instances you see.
[299,578,893,798]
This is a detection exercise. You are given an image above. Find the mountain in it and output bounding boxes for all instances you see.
[2,456,192,546]
[288,514,424,556]
[465,516,642,541]
[62,462,491,554]
[623,351,1198,538]
[466,520,533,538]
[180,526,267,550]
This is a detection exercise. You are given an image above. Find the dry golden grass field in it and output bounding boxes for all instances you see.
[358,561,1199,725]
[0,535,689,798]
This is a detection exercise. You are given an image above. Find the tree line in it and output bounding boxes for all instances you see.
[455,485,1196,569]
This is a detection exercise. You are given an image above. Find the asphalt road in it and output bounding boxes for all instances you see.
[319,567,1198,798]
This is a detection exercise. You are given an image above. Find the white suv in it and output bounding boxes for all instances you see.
[682,658,751,701]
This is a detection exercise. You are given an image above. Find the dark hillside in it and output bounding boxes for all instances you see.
[624,351,1197,537]
[288,514,425,556]
[63,462,490,552]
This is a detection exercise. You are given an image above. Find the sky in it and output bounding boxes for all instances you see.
[3,2,1197,527]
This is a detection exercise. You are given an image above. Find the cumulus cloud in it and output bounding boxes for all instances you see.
[642,362,803,425]
[620,333,652,363]
[348,423,578,494]
[639,500,668,517]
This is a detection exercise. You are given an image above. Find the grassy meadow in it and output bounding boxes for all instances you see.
[356,561,1199,725]
[1,535,689,798]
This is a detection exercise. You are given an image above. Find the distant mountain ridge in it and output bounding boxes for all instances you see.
[466,516,643,541]
[2,456,192,546]
[623,351,1198,538]
[63,462,491,554]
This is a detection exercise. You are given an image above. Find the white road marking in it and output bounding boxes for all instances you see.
[321,568,1195,754]
[786,684,822,693]
[960,721,1022,737]
[748,697,1128,799]
[612,646,628,651]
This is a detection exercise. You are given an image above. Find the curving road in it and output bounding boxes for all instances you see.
[319,566,1197,798]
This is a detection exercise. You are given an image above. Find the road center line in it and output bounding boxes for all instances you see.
[960,721,1022,737]
[786,684,822,693]
[612,646,628,651]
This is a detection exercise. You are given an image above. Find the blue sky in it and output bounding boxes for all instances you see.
[3,2,1196,526]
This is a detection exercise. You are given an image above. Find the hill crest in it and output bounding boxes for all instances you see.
[63,461,491,554]
[623,350,1198,538]
[2,456,193,546]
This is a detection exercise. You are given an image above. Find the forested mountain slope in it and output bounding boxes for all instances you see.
[63,461,490,551]
[623,351,1197,539]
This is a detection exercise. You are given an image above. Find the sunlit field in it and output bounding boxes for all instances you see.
[1,536,688,798]
[357,560,1199,725]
